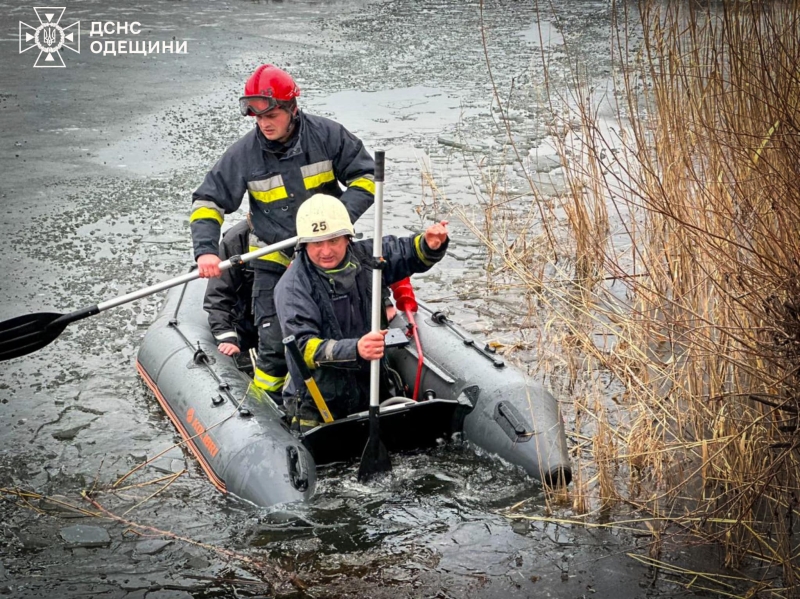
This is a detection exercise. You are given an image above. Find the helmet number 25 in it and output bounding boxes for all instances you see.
[311,221,327,233]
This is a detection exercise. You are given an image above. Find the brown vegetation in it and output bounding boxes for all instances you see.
[457,0,800,595]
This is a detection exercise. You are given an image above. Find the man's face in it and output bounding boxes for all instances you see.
[255,107,294,142]
[306,236,350,270]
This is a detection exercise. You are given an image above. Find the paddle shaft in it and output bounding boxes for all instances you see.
[369,152,385,409]
[357,150,392,482]
[0,236,299,363]
[44,238,298,333]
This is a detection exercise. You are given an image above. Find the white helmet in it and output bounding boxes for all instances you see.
[296,194,355,244]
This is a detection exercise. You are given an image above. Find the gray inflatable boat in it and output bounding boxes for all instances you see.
[136,277,571,507]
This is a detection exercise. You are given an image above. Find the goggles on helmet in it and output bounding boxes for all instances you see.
[239,95,280,117]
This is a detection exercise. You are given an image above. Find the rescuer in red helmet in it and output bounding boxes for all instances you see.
[190,64,376,401]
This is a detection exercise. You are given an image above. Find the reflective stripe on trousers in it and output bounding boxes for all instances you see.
[253,367,286,392]
[252,270,288,392]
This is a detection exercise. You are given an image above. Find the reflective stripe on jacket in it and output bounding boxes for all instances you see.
[190,111,375,267]
[275,234,448,412]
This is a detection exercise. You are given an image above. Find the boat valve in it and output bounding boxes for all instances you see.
[423,389,436,401]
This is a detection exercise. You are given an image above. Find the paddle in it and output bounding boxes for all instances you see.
[358,150,392,482]
[0,236,298,363]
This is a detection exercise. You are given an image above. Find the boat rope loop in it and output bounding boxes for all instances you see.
[429,311,505,369]
[168,277,242,410]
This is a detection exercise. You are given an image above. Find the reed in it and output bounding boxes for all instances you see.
[463,0,800,594]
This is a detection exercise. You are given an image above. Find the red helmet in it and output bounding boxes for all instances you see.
[240,64,301,116]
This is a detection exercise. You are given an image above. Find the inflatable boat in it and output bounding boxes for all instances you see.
[136,277,571,507]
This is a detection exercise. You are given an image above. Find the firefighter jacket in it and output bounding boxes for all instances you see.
[190,111,375,271]
[203,220,256,349]
[275,233,449,416]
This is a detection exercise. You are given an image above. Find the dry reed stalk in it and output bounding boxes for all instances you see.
[112,384,252,489]
[593,397,618,513]
[460,0,800,595]
[82,493,304,590]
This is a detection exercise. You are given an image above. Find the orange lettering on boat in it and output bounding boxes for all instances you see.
[202,433,220,457]
[185,409,220,458]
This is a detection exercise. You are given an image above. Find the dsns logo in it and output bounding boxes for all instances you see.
[19,7,80,68]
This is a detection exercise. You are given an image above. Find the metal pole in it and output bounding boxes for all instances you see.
[369,151,385,409]
[97,236,298,312]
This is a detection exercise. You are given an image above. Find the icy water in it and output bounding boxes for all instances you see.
[0,1,695,597]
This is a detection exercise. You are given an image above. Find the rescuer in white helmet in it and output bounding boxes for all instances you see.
[274,194,449,431]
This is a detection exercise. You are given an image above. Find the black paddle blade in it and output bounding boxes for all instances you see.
[0,312,67,362]
[357,407,392,482]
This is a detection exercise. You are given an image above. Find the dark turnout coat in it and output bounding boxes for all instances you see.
[203,220,257,350]
[190,111,375,271]
[275,234,448,421]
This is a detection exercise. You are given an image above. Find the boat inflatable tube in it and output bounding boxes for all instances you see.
[137,279,571,507]
[388,301,571,487]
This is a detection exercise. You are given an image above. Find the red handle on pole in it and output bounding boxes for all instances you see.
[389,278,423,400]
[405,310,424,402]
[390,278,417,313]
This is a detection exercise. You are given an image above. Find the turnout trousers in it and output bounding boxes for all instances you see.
[252,269,287,399]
